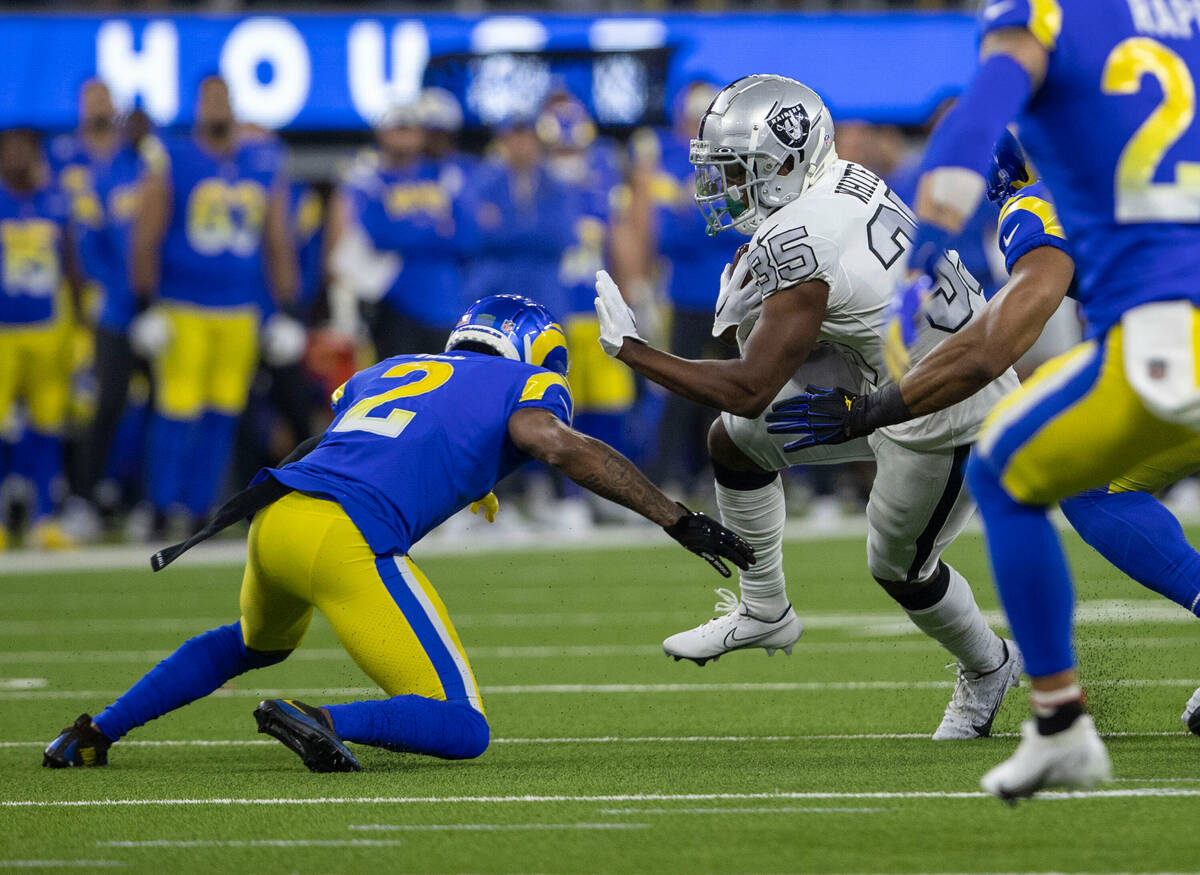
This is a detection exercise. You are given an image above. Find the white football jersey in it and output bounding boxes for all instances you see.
[729,160,1018,450]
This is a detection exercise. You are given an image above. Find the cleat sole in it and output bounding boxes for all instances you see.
[254,701,360,773]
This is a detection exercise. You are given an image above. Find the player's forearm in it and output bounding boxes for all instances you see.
[130,177,167,298]
[547,432,682,528]
[900,248,1073,416]
[265,195,300,308]
[617,340,776,418]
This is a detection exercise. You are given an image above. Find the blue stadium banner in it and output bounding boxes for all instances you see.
[0,13,977,131]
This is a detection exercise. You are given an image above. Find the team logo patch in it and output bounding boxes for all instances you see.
[1149,359,1168,380]
[768,104,810,148]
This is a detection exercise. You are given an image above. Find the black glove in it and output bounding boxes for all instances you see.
[765,382,913,452]
[663,502,755,578]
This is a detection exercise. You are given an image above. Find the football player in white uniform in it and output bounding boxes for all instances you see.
[594,75,1022,739]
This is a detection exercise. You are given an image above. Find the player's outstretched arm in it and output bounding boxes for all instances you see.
[507,408,754,576]
[766,244,1075,449]
[596,270,826,419]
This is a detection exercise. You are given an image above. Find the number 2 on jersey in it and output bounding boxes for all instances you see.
[1103,37,1200,222]
[332,360,454,438]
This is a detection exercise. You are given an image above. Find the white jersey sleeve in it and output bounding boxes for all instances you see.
[746,220,841,297]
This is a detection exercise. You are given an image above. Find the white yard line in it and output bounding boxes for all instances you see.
[595,807,885,815]
[0,730,1186,750]
[6,788,1200,808]
[345,823,647,832]
[2,677,1196,701]
[97,840,405,849]
[0,863,123,869]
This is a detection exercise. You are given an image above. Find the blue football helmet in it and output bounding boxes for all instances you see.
[986,129,1036,206]
[445,294,569,376]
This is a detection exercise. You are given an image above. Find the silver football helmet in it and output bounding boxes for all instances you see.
[691,75,837,236]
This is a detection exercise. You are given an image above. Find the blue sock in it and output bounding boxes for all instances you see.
[93,621,288,741]
[182,411,239,518]
[147,413,193,513]
[1061,488,1200,616]
[966,454,1076,678]
[16,429,62,519]
[325,696,490,760]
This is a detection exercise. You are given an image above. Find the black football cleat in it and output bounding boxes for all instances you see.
[43,713,113,768]
[254,699,361,773]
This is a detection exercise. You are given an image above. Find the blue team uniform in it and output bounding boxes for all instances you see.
[0,179,72,522]
[158,135,282,309]
[346,155,475,331]
[48,136,142,332]
[958,0,1200,687]
[292,182,324,319]
[983,0,1200,332]
[259,351,572,555]
[994,180,1071,276]
[465,161,578,321]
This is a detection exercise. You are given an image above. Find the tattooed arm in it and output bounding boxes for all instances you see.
[507,407,682,527]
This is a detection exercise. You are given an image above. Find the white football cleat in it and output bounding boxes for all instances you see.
[663,588,803,666]
[933,639,1023,740]
[1182,686,1200,736]
[981,714,1112,803]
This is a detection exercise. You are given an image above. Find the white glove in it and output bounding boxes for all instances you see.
[129,307,171,359]
[261,312,308,367]
[712,252,759,340]
[593,270,643,357]
[328,225,402,303]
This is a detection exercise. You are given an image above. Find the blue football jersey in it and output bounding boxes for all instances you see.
[49,135,142,331]
[0,180,69,325]
[155,135,282,309]
[346,153,476,329]
[996,181,1072,275]
[980,0,1200,333]
[258,351,573,555]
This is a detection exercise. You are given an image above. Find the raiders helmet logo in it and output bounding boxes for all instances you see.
[768,104,811,148]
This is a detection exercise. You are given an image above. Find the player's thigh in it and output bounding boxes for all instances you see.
[313,540,483,710]
[0,329,26,436]
[238,493,322,652]
[19,321,71,434]
[202,307,260,415]
[154,305,209,419]
[978,332,1193,506]
[1108,432,1200,494]
[866,434,975,583]
[564,314,635,412]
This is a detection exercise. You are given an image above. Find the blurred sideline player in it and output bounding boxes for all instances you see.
[49,80,144,539]
[594,75,1024,739]
[43,294,752,771]
[770,131,1200,663]
[626,81,740,496]
[540,94,637,467]
[328,102,474,359]
[0,128,81,550]
[900,0,1200,796]
[129,76,300,534]
[418,87,475,200]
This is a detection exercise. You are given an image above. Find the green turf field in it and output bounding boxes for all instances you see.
[2,528,1199,873]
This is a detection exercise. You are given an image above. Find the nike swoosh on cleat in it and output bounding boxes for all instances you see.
[722,624,785,650]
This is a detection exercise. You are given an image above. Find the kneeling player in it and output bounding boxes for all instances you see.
[43,295,752,772]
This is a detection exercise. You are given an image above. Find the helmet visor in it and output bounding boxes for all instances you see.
[690,140,759,236]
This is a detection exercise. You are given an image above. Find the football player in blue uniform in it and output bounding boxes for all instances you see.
[769,130,1200,688]
[335,102,476,359]
[129,76,299,533]
[42,294,752,771]
[49,80,144,538]
[0,127,81,550]
[893,0,1200,797]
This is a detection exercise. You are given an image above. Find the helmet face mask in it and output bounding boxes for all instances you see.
[987,129,1036,206]
[690,75,836,237]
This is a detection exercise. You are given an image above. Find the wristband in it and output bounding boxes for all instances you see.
[848,383,913,436]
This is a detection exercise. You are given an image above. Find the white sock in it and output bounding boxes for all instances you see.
[904,565,1005,674]
[715,477,789,619]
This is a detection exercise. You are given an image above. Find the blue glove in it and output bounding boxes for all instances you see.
[765,385,859,452]
[884,273,932,379]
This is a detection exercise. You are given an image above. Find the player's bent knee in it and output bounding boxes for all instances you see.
[244,646,292,670]
[967,450,1048,508]
[446,702,490,760]
[873,562,951,611]
[708,419,772,478]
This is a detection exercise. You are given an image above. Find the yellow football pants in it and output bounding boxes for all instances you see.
[155,304,259,419]
[239,492,483,711]
[978,321,1200,506]
[0,318,71,437]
